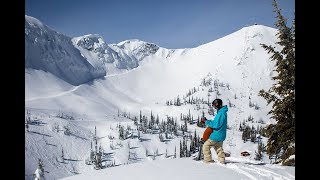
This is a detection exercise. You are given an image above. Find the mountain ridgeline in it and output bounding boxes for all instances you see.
[25,14,281,119]
[25,15,182,85]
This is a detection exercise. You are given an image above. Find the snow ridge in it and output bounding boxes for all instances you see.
[25,15,106,86]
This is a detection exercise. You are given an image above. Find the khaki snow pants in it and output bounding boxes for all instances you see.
[203,139,225,163]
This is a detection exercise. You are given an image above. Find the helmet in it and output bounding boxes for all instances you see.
[212,99,223,109]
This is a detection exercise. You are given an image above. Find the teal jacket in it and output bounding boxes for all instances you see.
[205,105,228,142]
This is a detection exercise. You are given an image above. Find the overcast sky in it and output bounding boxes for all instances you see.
[25,0,295,49]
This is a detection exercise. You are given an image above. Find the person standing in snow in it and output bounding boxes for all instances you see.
[201,98,228,164]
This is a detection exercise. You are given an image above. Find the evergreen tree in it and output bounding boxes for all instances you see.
[159,133,164,142]
[189,139,195,153]
[143,116,148,133]
[119,125,124,140]
[34,159,45,180]
[90,141,95,164]
[239,123,243,131]
[194,130,198,147]
[94,127,98,152]
[242,130,247,143]
[133,116,138,126]
[179,140,183,157]
[156,114,159,125]
[94,152,102,170]
[255,142,264,161]
[150,111,155,127]
[61,148,65,163]
[25,120,29,132]
[182,137,187,157]
[259,0,295,166]
[63,125,71,135]
[137,129,141,140]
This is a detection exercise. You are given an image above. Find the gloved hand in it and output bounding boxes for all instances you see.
[201,117,207,123]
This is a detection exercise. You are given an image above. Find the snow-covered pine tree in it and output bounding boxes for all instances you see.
[94,152,102,170]
[34,159,45,180]
[150,110,155,127]
[137,129,141,140]
[156,114,159,125]
[90,141,95,164]
[259,0,295,166]
[61,148,65,163]
[179,140,183,157]
[119,125,124,140]
[63,125,71,135]
[133,116,138,126]
[152,152,156,160]
[159,133,164,142]
[254,142,264,161]
[25,120,29,132]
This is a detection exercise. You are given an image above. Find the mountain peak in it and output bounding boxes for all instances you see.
[117,39,145,46]
[25,15,45,28]
[73,34,106,51]
[116,39,159,56]
[240,24,277,33]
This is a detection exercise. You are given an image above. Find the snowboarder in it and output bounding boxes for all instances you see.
[201,99,228,164]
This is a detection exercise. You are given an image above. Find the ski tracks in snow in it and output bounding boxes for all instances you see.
[213,160,294,180]
[241,165,294,180]
[222,163,258,180]
[26,86,80,102]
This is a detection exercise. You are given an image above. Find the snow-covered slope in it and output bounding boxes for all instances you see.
[61,158,295,180]
[97,24,279,106]
[25,15,291,180]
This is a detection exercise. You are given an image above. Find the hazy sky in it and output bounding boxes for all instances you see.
[25,0,295,49]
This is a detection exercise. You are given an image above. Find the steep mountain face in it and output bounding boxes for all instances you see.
[72,35,140,71]
[116,39,160,61]
[72,36,166,75]
[25,15,106,86]
[25,15,169,84]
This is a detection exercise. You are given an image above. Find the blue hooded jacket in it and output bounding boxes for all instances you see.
[205,105,228,142]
